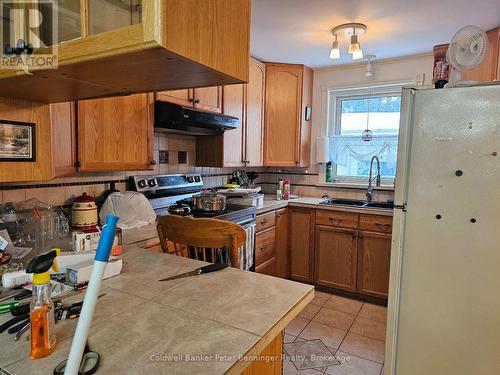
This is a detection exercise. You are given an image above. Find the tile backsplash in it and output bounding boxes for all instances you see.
[0,133,237,206]
[1,134,394,207]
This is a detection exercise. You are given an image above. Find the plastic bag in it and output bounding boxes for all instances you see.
[99,192,156,229]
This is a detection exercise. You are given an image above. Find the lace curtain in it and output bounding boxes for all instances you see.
[329,135,398,177]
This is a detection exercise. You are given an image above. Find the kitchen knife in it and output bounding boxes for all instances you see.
[158,263,228,282]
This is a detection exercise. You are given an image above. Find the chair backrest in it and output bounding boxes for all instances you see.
[156,215,247,268]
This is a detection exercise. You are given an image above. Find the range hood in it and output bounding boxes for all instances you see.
[154,101,239,136]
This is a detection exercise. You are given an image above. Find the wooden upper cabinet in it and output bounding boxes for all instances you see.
[77,93,153,172]
[357,231,392,299]
[245,58,266,166]
[196,58,265,168]
[461,28,499,82]
[315,225,358,292]
[264,63,312,167]
[0,0,250,103]
[0,99,75,183]
[289,208,314,283]
[221,84,245,166]
[156,89,193,107]
[193,87,223,113]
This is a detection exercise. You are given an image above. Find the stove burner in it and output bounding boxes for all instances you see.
[192,210,227,218]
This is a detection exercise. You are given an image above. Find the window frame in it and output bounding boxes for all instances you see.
[323,83,411,187]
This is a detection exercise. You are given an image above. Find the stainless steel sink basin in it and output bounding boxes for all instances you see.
[319,198,394,210]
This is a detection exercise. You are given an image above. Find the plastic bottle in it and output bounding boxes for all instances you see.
[26,249,59,359]
[283,179,290,200]
[326,162,333,183]
[1,269,33,288]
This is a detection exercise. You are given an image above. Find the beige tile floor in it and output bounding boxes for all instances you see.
[283,290,387,375]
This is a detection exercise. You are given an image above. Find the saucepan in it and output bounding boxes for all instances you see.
[192,189,226,213]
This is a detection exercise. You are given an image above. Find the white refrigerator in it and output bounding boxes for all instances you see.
[385,83,500,375]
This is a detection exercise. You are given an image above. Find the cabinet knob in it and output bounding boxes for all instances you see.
[193,99,200,104]
[149,160,157,165]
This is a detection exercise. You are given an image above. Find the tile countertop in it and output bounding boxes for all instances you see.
[256,195,394,217]
[1,245,314,375]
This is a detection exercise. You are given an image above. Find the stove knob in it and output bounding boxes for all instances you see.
[187,176,194,183]
[194,176,201,182]
[148,179,157,187]
[137,179,147,188]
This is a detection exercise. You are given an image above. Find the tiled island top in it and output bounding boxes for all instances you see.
[1,245,314,375]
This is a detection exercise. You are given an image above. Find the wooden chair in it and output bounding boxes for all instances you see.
[156,215,247,268]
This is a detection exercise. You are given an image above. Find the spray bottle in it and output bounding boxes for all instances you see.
[26,249,59,359]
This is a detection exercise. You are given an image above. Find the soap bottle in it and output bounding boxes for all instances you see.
[326,162,333,183]
[26,249,59,359]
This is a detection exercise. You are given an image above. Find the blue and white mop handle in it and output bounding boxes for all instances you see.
[64,215,119,375]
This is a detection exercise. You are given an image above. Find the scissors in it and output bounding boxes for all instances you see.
[53,343,100,375]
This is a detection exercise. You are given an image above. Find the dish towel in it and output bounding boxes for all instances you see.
[239,223,255,271]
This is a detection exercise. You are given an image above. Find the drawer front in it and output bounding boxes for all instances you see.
[316,210,358,229]
[256,257,277,276]
[255,227,276,266]
[256,211,276,232]
[359,215,393,233]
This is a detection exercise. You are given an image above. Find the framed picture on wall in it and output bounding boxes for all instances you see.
[0,120,36,161]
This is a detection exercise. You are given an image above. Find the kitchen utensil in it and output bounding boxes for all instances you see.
[158,263,228,282]
[192,190,226,212]
[167,203,192,216]
[54,343,100,375]
[71,193,98,229]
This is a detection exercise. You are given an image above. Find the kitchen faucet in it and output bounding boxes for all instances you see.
[366,155,381,202]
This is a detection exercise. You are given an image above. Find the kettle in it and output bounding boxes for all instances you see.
[71,193,98,228]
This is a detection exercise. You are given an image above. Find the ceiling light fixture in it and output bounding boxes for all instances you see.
[329,23,367,60]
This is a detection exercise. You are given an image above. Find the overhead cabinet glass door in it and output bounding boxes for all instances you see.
[88,0,142,35]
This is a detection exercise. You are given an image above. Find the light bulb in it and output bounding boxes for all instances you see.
[348,34,360,54]
[329,38,340,59]
[352,49,364,60]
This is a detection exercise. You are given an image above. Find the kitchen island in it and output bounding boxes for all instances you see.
[0,245,314,375]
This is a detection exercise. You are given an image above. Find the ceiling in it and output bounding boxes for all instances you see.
[251,0,500,68]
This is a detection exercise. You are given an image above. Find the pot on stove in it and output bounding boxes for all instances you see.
[192,189,226,213]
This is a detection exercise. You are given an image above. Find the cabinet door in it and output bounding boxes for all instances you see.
[461,28,499,82]
[275,208,289,278]
[289,208,314,283]
[88,0,142,35]
[315,226,357,292]
[156,89,193,107]
[264,64,302,167]
[357,231,391,299]
[77,93,153,172]
[222,84,245,166]
[50,102,76,177]
[193,87,222,113]
[245,58,265,166]
[256,257,277,277]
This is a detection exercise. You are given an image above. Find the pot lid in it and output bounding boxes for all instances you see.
[73,192,95,203]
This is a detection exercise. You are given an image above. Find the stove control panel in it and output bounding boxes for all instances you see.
[130,173,203,193]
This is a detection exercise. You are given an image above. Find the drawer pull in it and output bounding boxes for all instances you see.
[260,220,267,224]
[375,222,391,227]
[260,246,268,251]
[328,217,343,222]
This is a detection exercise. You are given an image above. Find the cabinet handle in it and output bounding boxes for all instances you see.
[328,217,343,222]
[260,220,267,224]
[260,246,267,251]
[193,99,200,104]
[358,232,363,239]
[149,160,157,165]
[295,161,299,166]
[375,222,391,228]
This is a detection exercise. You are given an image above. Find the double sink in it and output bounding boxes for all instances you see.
[319,198,394,210]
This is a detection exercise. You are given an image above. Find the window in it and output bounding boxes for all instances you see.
[327,84,405,185]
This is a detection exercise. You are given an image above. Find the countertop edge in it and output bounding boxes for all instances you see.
[225,288,315,375]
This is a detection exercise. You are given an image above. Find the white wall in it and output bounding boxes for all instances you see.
[309,53,434,171]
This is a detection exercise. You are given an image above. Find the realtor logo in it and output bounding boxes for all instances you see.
[0,0,58,72]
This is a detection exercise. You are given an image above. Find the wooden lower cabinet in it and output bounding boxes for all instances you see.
[240,332,282,375]
[314,226,357,292]
[256,257,277,276]
[289,209,314,283]
[357,231,392,299]
[275,208,289,278]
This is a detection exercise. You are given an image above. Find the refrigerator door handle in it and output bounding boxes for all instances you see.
[394,203,407,212]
